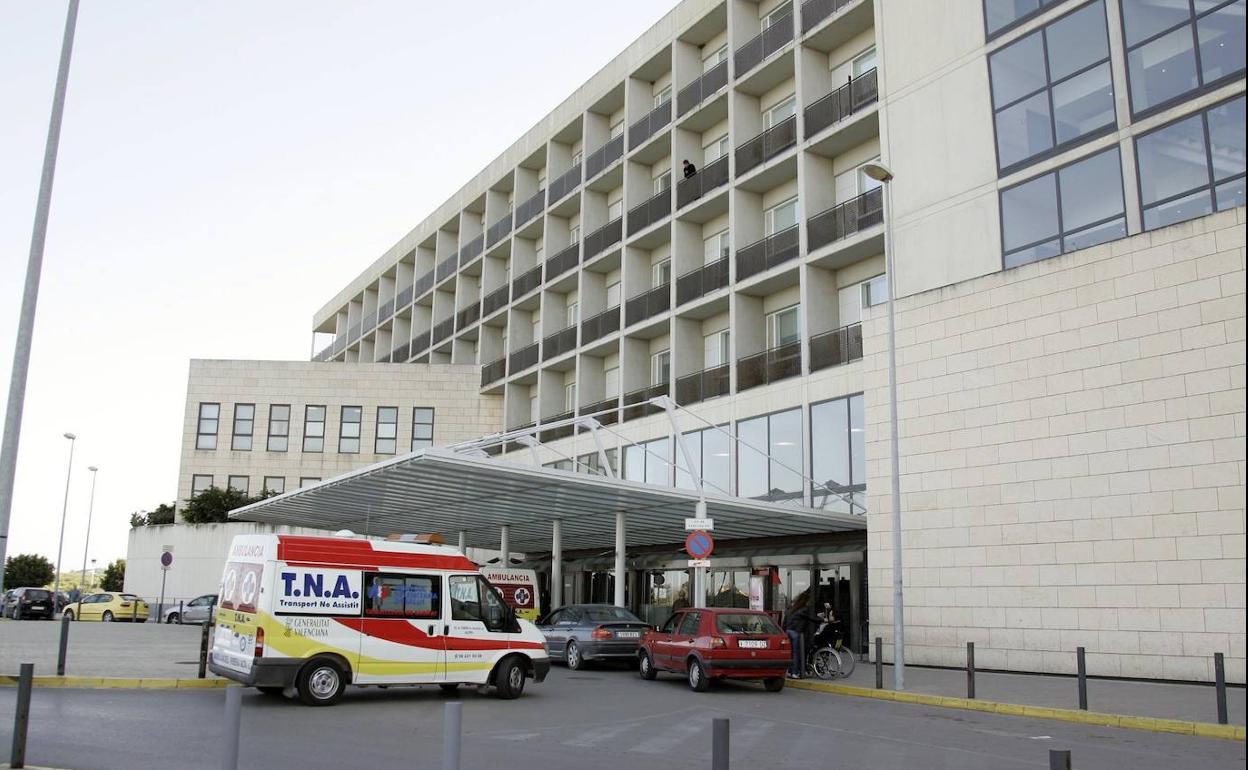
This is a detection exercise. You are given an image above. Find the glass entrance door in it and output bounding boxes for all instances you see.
[641,569,690,628]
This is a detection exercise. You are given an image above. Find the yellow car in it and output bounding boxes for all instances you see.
[63,592,150,622]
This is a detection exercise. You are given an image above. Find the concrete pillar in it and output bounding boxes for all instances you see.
[551,520,563,609]
[500,525,510,568]
[850,561,864,656]
[614,512,626,607]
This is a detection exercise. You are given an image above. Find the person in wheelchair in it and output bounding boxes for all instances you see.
[811,602,843,651]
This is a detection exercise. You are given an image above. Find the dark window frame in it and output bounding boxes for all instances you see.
[298,476,321,488]
[262,475,285,495]
[303,405,326,453]
[735,405,805,504]
[982,0,1064,41]
[227,475,250,495]
[339,405,363,454]
[364,572,442,619]
[231,403,255,451]
[809,393,868,512]
[191,474,213,498]
[376,406,399,455]
[195,402,220,450]
[411,407,435,451]
[267,404,290,452]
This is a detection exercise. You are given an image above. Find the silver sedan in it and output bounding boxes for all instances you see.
[163,594,218,624]
[535,604,651,670]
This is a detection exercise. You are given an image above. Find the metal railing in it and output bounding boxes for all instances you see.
[737,341,802,391]
[436,256,457,282]
[395,284,413,310]
[348,322,361,342]
[314,343,334,361]
[677,60,729,117]
[807,187,884,251]
[508,341,540,373]
[546,243,580,281]
[809,323,863,372]
[362,310,377,333]
[675,364,730,406]
[585,134,624,180]
[539,413,576,442]
[676,257,730,305]
[736,115,797,177]
[431,317,455,344]
[459,233,484,265]
[625,282,671,326]
[482,284,509,317]
[804,68,878,139]
[623,383,668,421]
[512,264,543,298]
[411,329,431,354]
[480,357,506,387]
[542,326,578,361]
[734,12,793,77]
[516,189,545,226]
[584,217,622,260]
[676,155,729,209]
[391,341,410,363]
[456,301,480,330]
[414,269,435,297]
[629,99,672,149]
[581,305,621,344]
[487,212,513,247]
[332,336,346,355]
[801,0,856,33]
[581,397,619,426]
[627,188,672,235]
[378,299,394,322]
[549,163,582,203]
[736,224,800,281]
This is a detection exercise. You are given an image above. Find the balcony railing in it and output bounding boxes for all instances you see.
[481,357,506,387]
[625,283,671,326]
[676,257,729,305]
[362,310,377,333]
[546,243,580,281]
[395,284,414,310]
[314,343,334,361]
[391,341,410,363]
[487,212,513,247]
[584,217,622,260]
[542,326,578,362]
[332,336,346,355]
[512,264,543,298]
[508,341,540,373]
[549,163,582,203]
[675,364,730,406]
[348,322,361,342]
[676,155,729,209]
[627,188,672,236]
[804,68,878,139]
[807,187,884,251]
[539,413,576,443]
[459,234,484,265]
[734,12,793,77]
[580,305,621,344]
[809,323,863,372]
[623,383,668,421]
[628,99,672,149]
[801,0,856,33]
[431,317,455,345]
[456,302,480,330]
[378,299,394,322]
[581,397,619,426]
[482,284,510,317]
[516,189,545,226]
[414,269,435,298]
[585,134,624,180]
[737,224,800,281]
[411,329,431,354]
[738,341,802,391]
[735,115,797,177]
[677,60,729,117]
[436,256,457,282]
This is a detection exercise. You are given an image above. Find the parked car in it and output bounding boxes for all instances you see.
[2,587,55,620]
[637,608,790,692]
[535,604,651,670]
[63,592,150,622]
[163,594,218,624]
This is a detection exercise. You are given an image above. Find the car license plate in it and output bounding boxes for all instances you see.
[617,631,640,639]
[739,640,768,649]
[30,605,46,610]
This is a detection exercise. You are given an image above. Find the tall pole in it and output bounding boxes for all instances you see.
[53,433,76,602]
[0,0,82,593]
[77,465,97,612]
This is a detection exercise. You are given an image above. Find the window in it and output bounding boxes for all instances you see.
[1000,145,1126,268]
[762,1,792,28]
[857,159,884,195]
[604,366,620,398]
[569,224,581,242]
[191,474,213,497]
[654,85,672,107]
[1122,0,1245,116]
[449,574,495,622]
[298,476,320,488]
[607,199,623,220]
[376,406,398,454]
[675,425,732,494]
[764,198,799,235]
[852,46,877,76]
[704,330,730,367]
[609,119,624,139]
[606,281,622,308]
[303,405,326,452]
[704,134,729,163]
[412,407,435,450]
[195,403,219,450]
[653,259,672,286]
[565,382,577,412]
[339,406,362,454]
[704,230,730,263]
[567,302,579,327]
[984,0,1062,38]
[767,305,801,348]
[571,150,583,167]
[704,44,728,70]
[1136,95,1246,230]
[654,171,672,194]
[365,574,441,618]
[227,475,249,494]
[227,404,254,451]
[267,405,290,452]
[811,394,866,512]
[862,274,889,308]
[262,476,285,494]
[765,95,797,128]
[737,407,804,504]
[652,349,671,385]
[624,438,673,485]
[989,1,1115,172]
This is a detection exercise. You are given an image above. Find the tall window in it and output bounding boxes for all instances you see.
[811,394,866,513]
[984,0,1062,39]
[564,382,577,412]
[262,476,285,495]
[608,199,624,220]
[737,408,804,505]
[704,134,729,163]
[651,349,671,385]
[762,1,792,28]
[764,95,797,128]
[989,0,1115,172]
[767,305,801,348]
[1122,0,1245,116]
[191,474,213,497]
[267,405,290,452]
[704,230,730,263]
[231,404,254,451]
[339,406,362,453]
[652,259,672,287]
[624,438,672,485]
[606,282,622,308]
[654,171,672,194]
[195,403,220,450]
[303,405,326,452]
[764,198,799,235]
[654,84,672,107]
[861,274,889,309]
[703,43,728,70]
[676,426,732,494]
[704,330,730,367]
[376,406,398,454]
[604,366,620,399]
[412,407,435,451]
[227,475,250,494]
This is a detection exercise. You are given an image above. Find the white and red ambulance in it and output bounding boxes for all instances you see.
[209,531,550,705]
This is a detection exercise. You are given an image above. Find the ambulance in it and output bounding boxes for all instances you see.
[479,567,541,621]
[208,531,550,706]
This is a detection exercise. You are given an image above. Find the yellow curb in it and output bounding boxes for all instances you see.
[0,675,230,690]
[787,679,1243,741]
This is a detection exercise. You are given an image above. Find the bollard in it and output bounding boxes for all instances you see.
[179,600,184,625]
[1214,652,1228,725]
[796,632,806,679]
[967,641,975,700]
[199,622,211,679]
[221,686,242,770]
[875,637,883,689]
[711,717,730,770]
[9,663,34,769]
[57,611,71,676]
[1076,647,1087,711]
[1048,749,1071,770]
[442,701,462,770]
[132,600,138,623]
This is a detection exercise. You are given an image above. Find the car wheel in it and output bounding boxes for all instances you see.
[493,656,526,700]
[763,677,786,693]
[565,640,584,671]
[166,613,180,624]
[63,609,74,621]
[102,611,114,622]
[297,658,346,706]
[687,658,710,693]
[638,651,657,681]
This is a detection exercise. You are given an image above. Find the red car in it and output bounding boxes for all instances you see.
[637,607,790,692]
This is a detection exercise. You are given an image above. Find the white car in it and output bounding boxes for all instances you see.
[163,593,218,624]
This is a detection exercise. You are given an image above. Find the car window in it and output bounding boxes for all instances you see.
[449,575,483,621]
[561,608,581,624]
[581,606,642,622]
[540,610,562,626]
[365,573,441,619]
[677,612,701,636]
[25,589,51,601]
[98,594,113,603]
[716,613,782,635]
[660,613,682,633]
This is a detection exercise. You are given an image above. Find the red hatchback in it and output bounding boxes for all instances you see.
[638,608,790,692]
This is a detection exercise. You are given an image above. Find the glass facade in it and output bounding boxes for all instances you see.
[737,408,804,505]
[811,394,867,513]
[984,0,1063,38]
[675,426,732,495]
[1122,0,1245,115]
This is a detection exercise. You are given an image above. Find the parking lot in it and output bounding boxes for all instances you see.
[0,616,213,679]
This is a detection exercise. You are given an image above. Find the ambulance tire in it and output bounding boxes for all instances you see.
[493,656,527,700]
[297,658,346,706]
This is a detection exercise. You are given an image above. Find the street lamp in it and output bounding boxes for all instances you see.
[861,160,906,691]
[77,465,98,614]
[53,432,76,607]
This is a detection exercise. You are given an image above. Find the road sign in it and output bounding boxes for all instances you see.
[685,530,714,559]
[684,517,714,530]
[160,551,173,570]
[688,559,711,568]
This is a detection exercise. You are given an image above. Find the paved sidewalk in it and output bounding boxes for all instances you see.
[0,617,220,679]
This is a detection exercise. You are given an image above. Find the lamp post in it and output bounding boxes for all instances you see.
[862,161,905,691]
[77,465,98,614]
[53,432,76,607]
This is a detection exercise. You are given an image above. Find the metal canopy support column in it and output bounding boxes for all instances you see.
[500,525,510,568]
[551,520,563,610]
[582,418,617,479]
[614,512,626,608]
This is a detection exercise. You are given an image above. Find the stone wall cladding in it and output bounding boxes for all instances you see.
[863,208,1246,684]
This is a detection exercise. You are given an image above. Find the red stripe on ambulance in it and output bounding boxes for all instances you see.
[276,536,478,572]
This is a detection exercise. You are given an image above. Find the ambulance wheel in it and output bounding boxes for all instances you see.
[297,658,345,706]
[493,657,526,700]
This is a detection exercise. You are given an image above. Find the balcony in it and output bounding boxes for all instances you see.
[487,212,513,247]
[677,60,729,118]
[734,12,793,77]
[545,243,580,281]
[807,187,883,252]
[436,256,457,282]
[585,134,624,180]
[675,364,730,406]
[735,116,797,177]
[508,341,540,373]
[581,305,621,345]
[480,357,506,387]
[411,329,431,354]
[676,155,729,209]
[516,189,545,226]
[459,234,484,265]
[676,257,729,305]
[332,336,346,355]
[362,310,377,333]
[625,283,671,326]
[623,383,668,421]
[549,163,582,203]
[804,68,878,139]
[800,0,856,33]
[539,413,575,443]
[391,341,410,363]
[512,264,543,298]
[584,217,622,260]
[378,299,394,322]
[736,224,800,281]
[542,326,577,362]
[581,396,619,426]
[809,323,863,372]
[348,322,361,342]
[628,100,672,149]
[395,284,414,310]
[314,343,333,361]
[627,188,672,236]
[456,302,481,330]
[482,284,510,317]
[431,317,455,345]
[414,269,435,298]
[738,341,802,391]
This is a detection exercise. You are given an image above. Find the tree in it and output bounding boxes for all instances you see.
[181,486,271,524]
[4,553,55,589]
[130,501,176,527]
[100,559,125,592]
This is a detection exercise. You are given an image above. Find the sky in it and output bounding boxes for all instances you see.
[0,0,679,572]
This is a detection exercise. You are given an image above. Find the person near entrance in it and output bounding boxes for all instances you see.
[783,603,820,678]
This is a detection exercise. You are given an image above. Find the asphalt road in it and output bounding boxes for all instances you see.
[1,665,1243,770]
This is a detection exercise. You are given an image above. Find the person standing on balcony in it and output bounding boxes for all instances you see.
[682,159,697,179]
